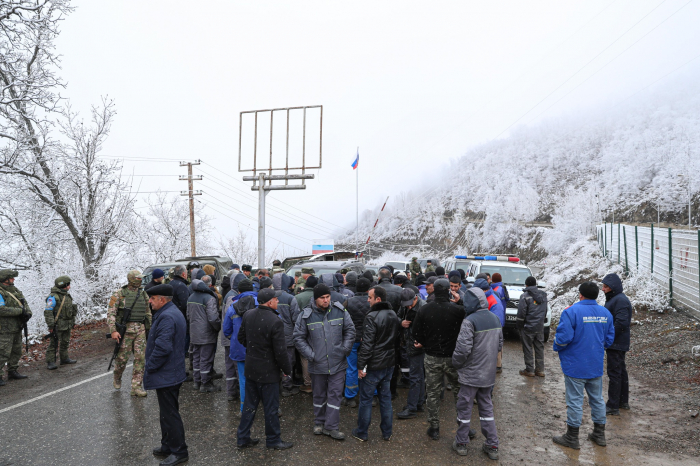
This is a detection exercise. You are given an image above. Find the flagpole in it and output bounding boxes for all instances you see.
[356,147,359,260]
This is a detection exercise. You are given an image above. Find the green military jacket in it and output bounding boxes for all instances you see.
[0,284,32,334]
[44,287,76,332]
[294,276,307,295]
[409,261,422,276]
[425,264,436,273]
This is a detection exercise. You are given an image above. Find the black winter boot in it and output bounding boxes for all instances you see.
[8,370,27,379]
[47,361,58,370]
[587,423,606,446]
[552,425,580,450]
[61,358,77,364]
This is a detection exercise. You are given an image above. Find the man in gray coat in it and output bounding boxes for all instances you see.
[451,287,503,460]
[516,276,548,377]
[188,276,222,393]
[293,283,355,441]
[273,272,301,397]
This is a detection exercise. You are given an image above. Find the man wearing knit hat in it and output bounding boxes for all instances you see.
[552,281,615,450]
[145,269,166,291]
[293,283,356,440]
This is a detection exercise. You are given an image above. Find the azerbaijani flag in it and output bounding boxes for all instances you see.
[351,150,359,169]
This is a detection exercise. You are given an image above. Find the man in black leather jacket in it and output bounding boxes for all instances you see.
[351,286,400,442]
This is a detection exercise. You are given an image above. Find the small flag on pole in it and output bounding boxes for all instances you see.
[351,150,359,170]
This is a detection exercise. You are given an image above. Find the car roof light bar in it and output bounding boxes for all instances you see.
[455,255,520,263]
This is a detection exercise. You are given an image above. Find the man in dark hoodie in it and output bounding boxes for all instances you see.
[273,272,301,397]
[452,287,503,460]
[343,277,372,407]
[345,271,358,294]
[188,276,221,393]
[412,278,466,440]
[516,277,548,378]
[601,273,632,415]
[319,273,348,305]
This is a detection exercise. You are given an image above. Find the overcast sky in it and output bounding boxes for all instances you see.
[55,0,700,257]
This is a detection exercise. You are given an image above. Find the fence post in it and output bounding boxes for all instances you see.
[697,229,700,309]
[623,225,629,275]
[669,227,673,307]
[603,224,607,258]
[618,223,621,264]
[635,225,639,271]
[651,223,654,275]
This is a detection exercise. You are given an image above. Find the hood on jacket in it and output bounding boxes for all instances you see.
[524,285,547,304]
[602,273,623,296]
[191,279,213,295]
[195,269,206,280]
[468,287,489,311]
[346,271,358,286]
[320,273,340,291]
[229,270,239,289]
[231,273,246,291]
[272,273,283,291]
[473,278,490,291]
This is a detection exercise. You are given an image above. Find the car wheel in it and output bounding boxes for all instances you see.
[543,327,550,342]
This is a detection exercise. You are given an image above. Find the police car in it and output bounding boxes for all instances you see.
[454,255,552,342]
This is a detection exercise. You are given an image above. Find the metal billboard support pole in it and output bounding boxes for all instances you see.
[258,172,267,269]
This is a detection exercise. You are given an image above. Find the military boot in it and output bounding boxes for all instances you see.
[587,423,606,446]
[61,358,77,365]
[8,370,28,379]
[47,361,58,370]
[131,387,147,397]
[113,375,122,390]
[0,376,5,386]
[553,425,580,450]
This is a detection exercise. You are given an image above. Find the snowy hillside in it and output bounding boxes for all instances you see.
[337,77,700,261]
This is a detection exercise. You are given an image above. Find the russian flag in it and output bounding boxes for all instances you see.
[351,151,359,170]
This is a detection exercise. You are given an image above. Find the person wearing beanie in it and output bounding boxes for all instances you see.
[145,284,189,465]
[435,266,446,278]
[294,275,318,393]
[342,277,372,407]
[517,276,548,378]
[552,281,615,450]
[490,273,509,312]
[223,279,258,411]
[411,278,466,441]
[145,268,166,291]
[293,284,356,441]
[272,272,302,398]
[425,260,435,274]
[396,287,427,420]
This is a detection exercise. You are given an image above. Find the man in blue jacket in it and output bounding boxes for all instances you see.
[144,285,188,466]
[552,281,615,450]
[601,273,632,415]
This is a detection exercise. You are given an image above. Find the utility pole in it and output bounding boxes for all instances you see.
[180,160,202,257]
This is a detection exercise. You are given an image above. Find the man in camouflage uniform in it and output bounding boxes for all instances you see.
[425,260,436,274]
[409,257,422,284]
[108,270,151,397]
[44,275,78,370]
[0,269,32,385]
[294,267,314,295]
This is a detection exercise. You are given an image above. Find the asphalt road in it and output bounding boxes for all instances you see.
[1,334,697,465]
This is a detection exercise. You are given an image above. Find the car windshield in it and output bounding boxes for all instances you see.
[454,261,470,273]
[479,266,532,286]
[286,265,343,277]
[417,260,438,268]
[385,261,407,270]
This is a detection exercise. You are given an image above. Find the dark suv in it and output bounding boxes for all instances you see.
[285,260,365,277]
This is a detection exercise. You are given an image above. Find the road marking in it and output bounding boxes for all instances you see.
[0,363,133,414]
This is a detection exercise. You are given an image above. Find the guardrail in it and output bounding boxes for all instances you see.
[596,223,699,316]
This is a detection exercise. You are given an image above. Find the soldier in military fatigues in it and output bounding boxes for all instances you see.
[425,260,436,274]
[0,269,32,385]
[294,267,315,295]
[409,257,422,284]
[44,275,78,370]
[107,270,151,397]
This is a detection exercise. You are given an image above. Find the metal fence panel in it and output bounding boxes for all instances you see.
[596,224,700,315]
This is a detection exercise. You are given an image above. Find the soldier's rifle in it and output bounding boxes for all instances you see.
[106,291,142,371]
[19,298,30,353]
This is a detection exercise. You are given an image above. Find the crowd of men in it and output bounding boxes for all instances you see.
[0,259,633,465]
